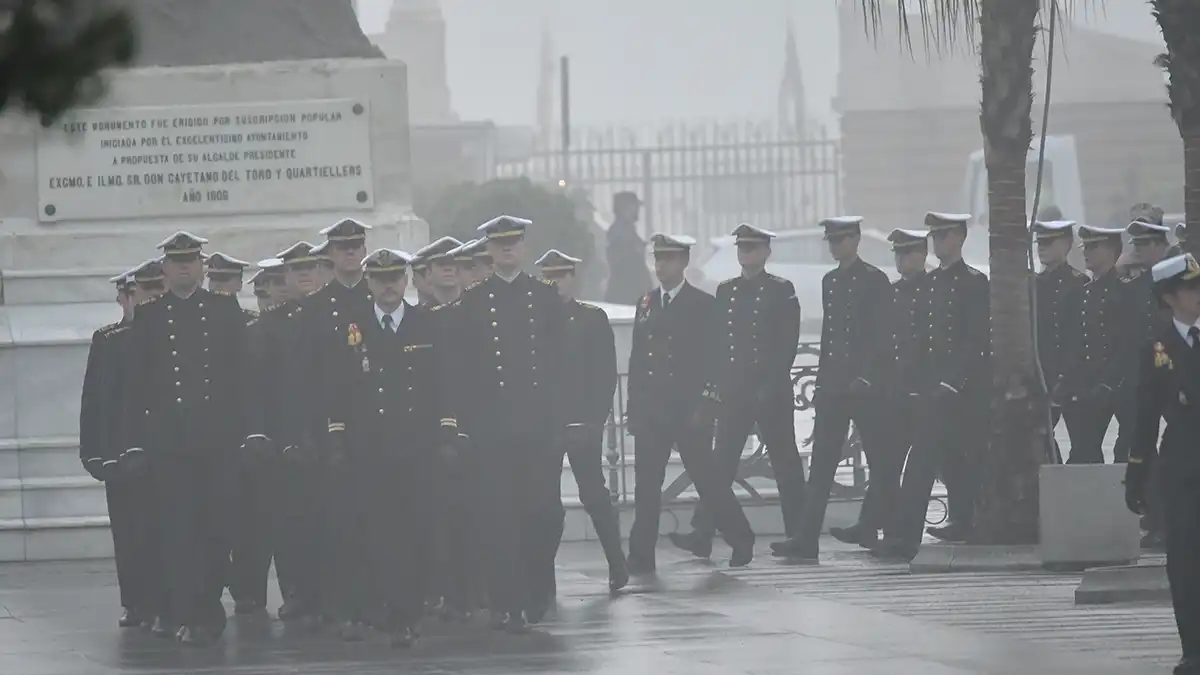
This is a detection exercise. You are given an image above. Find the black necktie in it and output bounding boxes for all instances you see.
[662,291,671,309]
[382,314,394,333]
[1189,326,1200,354]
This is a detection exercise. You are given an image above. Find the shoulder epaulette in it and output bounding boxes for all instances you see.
[765,272,785,282]
[463,279,484,293]
[246,316,260,327]
[210,289,233,297]
[576,300,600,310]
[718,277,737,288]
[109,324,131,335]
[98,321,121,335]
[539,277,555,287]
[137,294,163,307]
[1071,267,1088,279]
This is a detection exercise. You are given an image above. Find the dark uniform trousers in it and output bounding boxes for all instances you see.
[230,309,275,608]
[430,451,484,611]
[539,299,625,577]
[1129,327,1200,660]
[626,283,754,569]
[793,259,892,547]
[861,274,926,532]
[886,260,989,546]
[122,289,246,630]
[441,273,573,616]
[322,301,450,627]
[1058,269,1137,465]
[1035,262,1088,465]
[84,322,166,618]
[285,280,373,617]
[692,272,805,540]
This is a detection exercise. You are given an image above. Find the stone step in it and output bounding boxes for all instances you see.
[0,476,106,520]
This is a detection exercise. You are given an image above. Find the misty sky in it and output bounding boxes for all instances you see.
[355,0,1163,128]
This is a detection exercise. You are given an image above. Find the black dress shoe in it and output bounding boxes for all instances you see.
[504,612,530,634]
[730,538,755,568]
[771,537,817,560]
[390,625,416,648]
[118,608,143,628]
[668,531,713,558]
[926,523,967,543]
[177,625,215,647]
[1174,657,1200,674]
[150,616,175,638]
[830,524,879,548]
[769,537,799,554]
[608,563,630,593]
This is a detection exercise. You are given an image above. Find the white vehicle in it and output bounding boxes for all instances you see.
[698,228,899,330]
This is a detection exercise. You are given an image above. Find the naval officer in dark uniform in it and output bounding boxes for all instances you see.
[413,236,463,306]
[1032,220,1088,461]
[81,272,139,626]
[1058,225,1138,464]
[324,248,459,646]
[535,249,629,593]
[667,224,805,559]
[772,217,890,560]
[836,229,929,548]
[1124,253,1200,675]
[625,233,755,573]
[440,215,571,633]
[119,232,256,646]
[872,213,990,561]
[204,253,250,297]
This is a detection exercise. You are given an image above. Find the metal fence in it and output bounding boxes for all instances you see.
[601,340,867,507]
[495,121,843,250]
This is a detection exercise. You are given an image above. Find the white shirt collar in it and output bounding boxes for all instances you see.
[495,268,521,283]
[1175,317,1200,345]
[660,280,685,303]
[374,302,404,331]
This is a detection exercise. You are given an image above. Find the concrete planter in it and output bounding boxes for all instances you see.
[1039,463,1141,568]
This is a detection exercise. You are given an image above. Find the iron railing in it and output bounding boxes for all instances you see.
[599,340,866,505]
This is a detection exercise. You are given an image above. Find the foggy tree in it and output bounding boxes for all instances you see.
[0,0,136,126]
[855,0,1088,545]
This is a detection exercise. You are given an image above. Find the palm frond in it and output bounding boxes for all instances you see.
[853,0,1103,51]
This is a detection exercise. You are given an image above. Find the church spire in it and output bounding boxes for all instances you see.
[778,11,807,138]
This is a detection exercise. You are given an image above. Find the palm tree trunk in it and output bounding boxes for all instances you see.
[970,0,1048,546]
[1153,0,1200,257]
[1185,132,1200,257]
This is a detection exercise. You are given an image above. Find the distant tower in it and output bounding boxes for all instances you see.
[778,13,807,138]
[535,26,557,151]
[375,0,453,123]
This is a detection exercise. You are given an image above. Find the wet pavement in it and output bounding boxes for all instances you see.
[0,539,1168,675]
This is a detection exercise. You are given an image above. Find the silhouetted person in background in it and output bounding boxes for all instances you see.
[604,192,653,305]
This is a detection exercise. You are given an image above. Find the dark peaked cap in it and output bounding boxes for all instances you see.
[415,236,463,263]
[888,228,928,250]
[206,252,251,272]
[477,215,531,240]
[535,249,582,272]
[732,223,776,243]
[362,248,412,273]
[924,212,971,231]
[319,218,371,242]
[650,233,696,252]
[157,231,208,256]
[1031,220,1076,241]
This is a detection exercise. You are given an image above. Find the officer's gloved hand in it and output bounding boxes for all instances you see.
[82,457,105,482]
[1123,460,1149,515]
[326,431,347,468]
[118,448,151,478]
